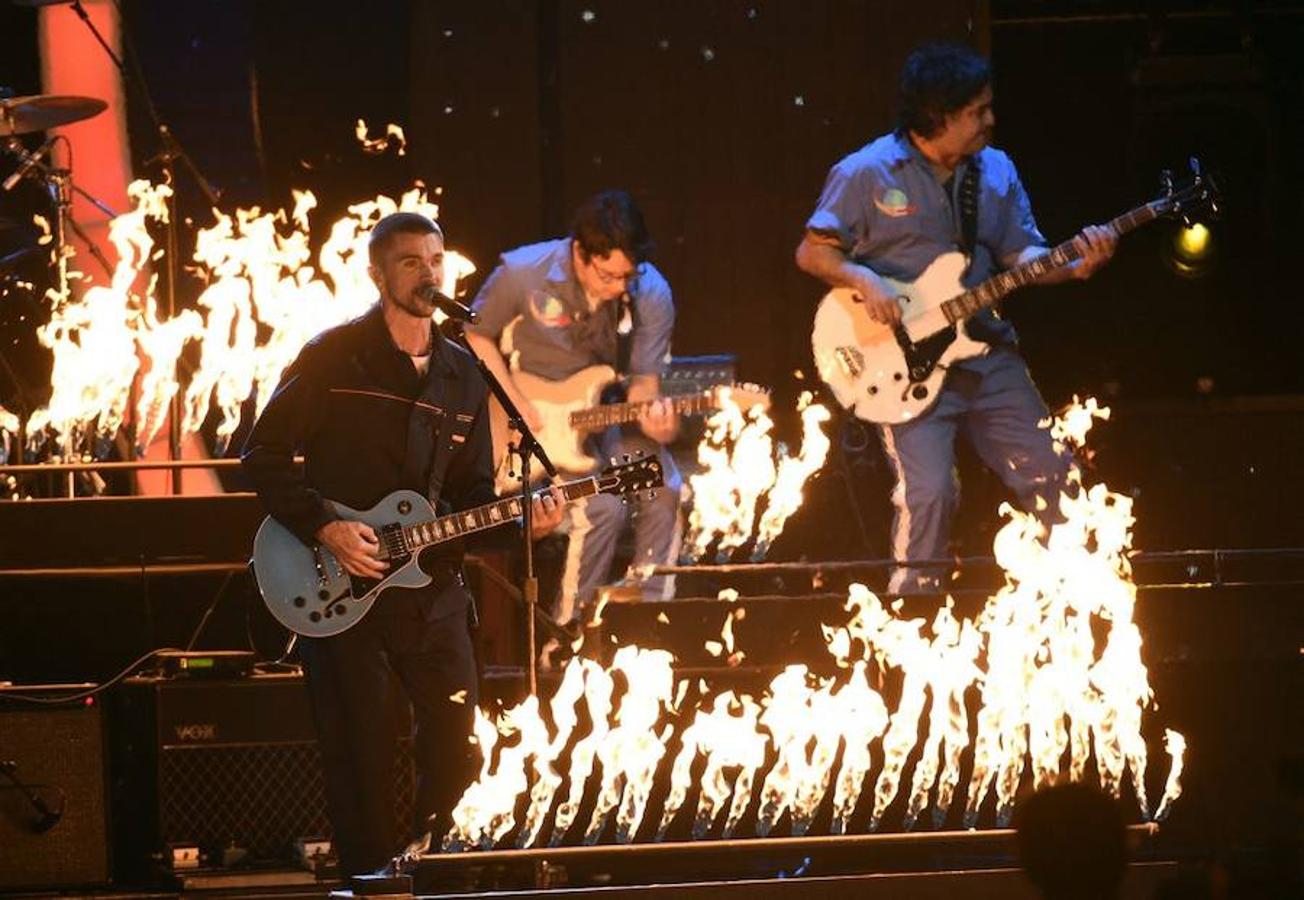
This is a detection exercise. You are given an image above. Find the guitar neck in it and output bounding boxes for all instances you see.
[940,199,1163,325]
[569,391,716,433]
[401,477,598,551]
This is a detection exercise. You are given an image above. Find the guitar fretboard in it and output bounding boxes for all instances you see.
[939,199,1165,325]
[569,390,720,433]
[399,477,598,551]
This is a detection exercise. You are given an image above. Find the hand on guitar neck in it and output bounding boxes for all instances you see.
[628,373,680,444]
[1014,223,1118,286]
[1066,223,1117,280]
[530,486,565,537]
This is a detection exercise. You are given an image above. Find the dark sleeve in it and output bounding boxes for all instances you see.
[240,351,340,545]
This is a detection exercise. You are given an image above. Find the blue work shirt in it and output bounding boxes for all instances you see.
[467,238,674,383]
[806,131,1045,347]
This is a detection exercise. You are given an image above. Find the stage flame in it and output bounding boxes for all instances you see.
[1,178,475,460]
[684,389,830,562]
[441,399,1185,851]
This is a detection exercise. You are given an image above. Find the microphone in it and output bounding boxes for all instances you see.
[418,284,479,324]
[3,136,56,192]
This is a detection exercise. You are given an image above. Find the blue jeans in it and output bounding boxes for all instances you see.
[557,424,683,621]
[876,348,1070,593]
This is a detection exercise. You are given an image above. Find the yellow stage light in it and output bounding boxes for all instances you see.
[1166,222,1215,278]
[1174,223,1212,261]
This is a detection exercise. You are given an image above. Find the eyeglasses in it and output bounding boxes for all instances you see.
[590,261,639,285]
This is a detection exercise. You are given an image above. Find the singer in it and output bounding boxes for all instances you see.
[241,211,564,875]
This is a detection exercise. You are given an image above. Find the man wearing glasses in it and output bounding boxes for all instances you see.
[464,189,682,626]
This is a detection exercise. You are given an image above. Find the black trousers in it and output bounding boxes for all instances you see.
[298,581,479,876]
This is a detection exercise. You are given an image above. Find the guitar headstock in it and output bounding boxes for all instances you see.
[596,452,664,501]
[711,382,773,414]
[1155,156,1221,226]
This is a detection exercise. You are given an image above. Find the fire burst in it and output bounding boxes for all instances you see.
[442,400,1185,850]
[683,389,831,562]
[0,177,474,459]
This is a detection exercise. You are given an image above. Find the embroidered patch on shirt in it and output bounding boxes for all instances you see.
[874,187,917,217]
[527,290,573,328]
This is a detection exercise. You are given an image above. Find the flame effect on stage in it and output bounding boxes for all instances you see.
[681,389,832,563]
[0,166,473,467]
[442,401,1185,851]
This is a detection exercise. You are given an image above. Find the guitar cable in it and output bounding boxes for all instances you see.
[0,647,185,705]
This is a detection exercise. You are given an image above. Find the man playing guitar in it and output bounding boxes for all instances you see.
[464,190,682,622]
[242,213,563,874]
[796,42,1117,593]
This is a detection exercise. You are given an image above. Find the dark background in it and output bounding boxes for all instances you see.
[4,1,1302,409]
[3,0,1302,553]
[0,1,1301,878]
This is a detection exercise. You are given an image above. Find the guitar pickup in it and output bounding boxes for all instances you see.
[312,545,338,584]
[835,346,864,379]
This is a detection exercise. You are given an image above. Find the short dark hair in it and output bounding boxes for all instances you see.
[1016,782,1127,899]
[570,189,653,264]
[897,42,991,139]
[368,211,443,266]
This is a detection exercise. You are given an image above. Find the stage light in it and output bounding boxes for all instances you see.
[1176,223,1211,260]
[1166,222,1215,278]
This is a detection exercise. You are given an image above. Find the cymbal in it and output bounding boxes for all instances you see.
[0,94,107,137]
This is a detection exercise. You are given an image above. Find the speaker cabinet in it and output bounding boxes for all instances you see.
[0,684,110,888]
[109,673,414,880]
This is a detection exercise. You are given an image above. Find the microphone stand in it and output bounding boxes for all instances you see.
[448,321,558,698]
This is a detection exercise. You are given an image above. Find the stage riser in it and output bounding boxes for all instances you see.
[437,864,1177,899]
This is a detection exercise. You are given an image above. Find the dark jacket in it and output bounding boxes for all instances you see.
[241,303,497,569]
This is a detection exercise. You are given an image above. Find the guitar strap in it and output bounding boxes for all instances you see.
[426,379,465,513]
[958,154,980,257]
[614,291,634,379]
[400,336,466,512]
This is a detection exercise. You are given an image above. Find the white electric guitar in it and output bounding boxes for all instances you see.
[812,161,1219,424]
[489,364,771,493]
[251,455,662,638]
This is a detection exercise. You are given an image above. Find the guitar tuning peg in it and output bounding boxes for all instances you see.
[1188,156,1202,177]
[610,456,618,467]
[1160,168,1174,196]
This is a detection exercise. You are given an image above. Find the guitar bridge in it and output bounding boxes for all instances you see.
[377,523,411,562]
[834,346,864,379]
